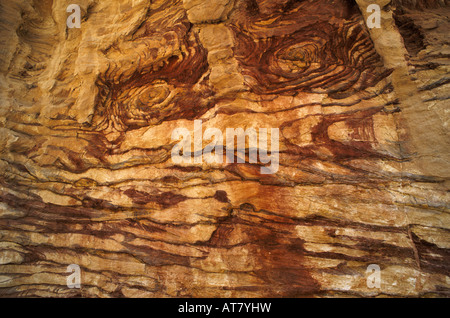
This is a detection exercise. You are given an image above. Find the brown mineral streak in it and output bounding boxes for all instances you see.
[0,0,449,298]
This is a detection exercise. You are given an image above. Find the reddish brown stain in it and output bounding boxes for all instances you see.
[123,189,187,207]
[207,214,321,297]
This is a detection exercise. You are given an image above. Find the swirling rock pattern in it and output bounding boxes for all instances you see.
[0,0,449,297]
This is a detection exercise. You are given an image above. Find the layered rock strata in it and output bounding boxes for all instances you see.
[0,0,449,297]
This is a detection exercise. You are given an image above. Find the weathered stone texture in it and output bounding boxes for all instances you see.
[0,0,449,297]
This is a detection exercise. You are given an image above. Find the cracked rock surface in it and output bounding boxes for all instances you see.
[0,0,449,297]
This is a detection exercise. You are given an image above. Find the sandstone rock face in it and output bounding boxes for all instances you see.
[0,0,449,297]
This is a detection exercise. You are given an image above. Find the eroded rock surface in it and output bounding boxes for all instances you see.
[0,0,449,297]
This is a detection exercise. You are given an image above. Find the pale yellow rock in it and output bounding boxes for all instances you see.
[183,0,234,23]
